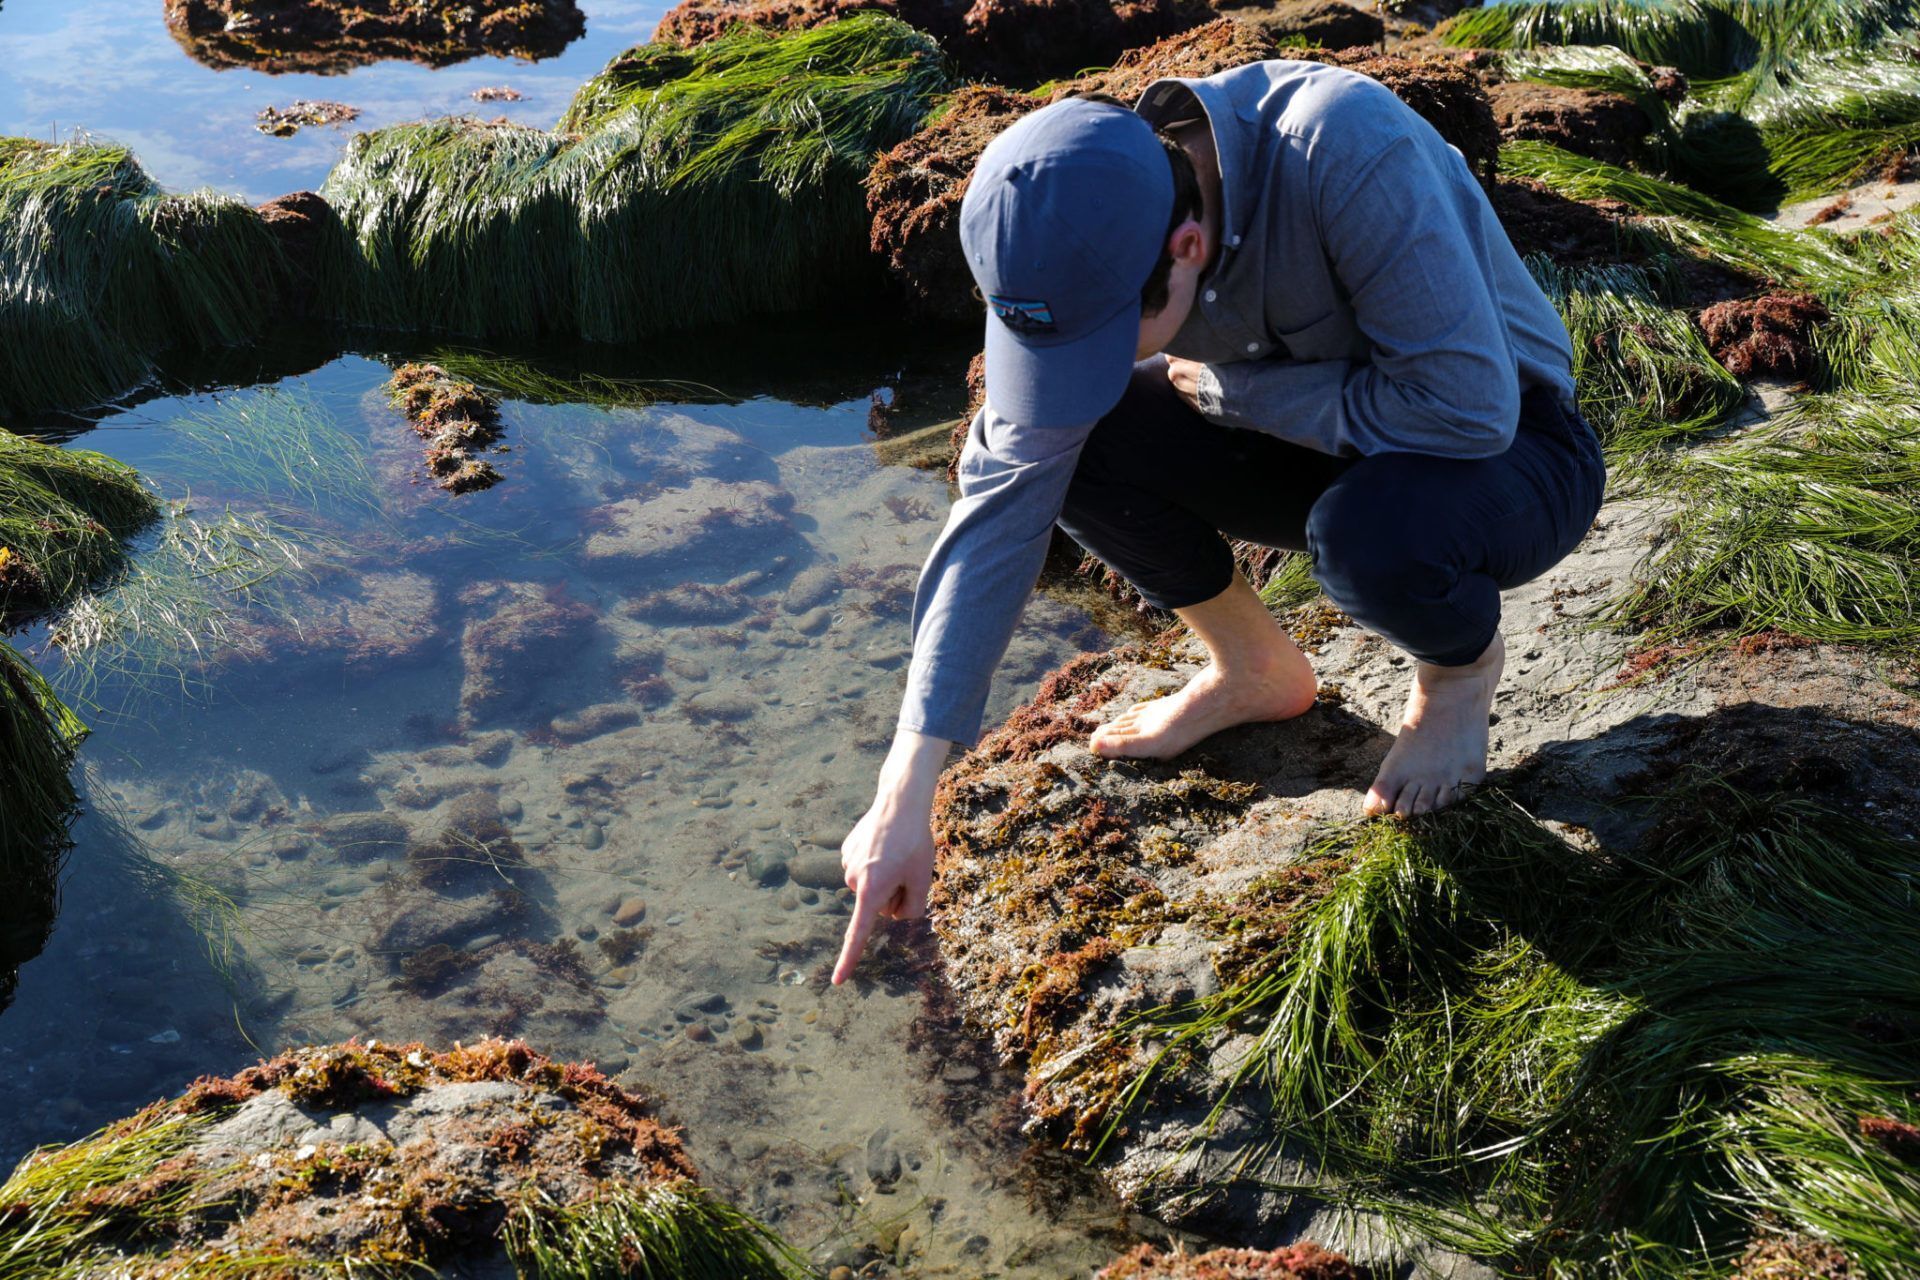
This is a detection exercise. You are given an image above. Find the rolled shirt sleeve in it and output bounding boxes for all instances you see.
[895,402,1095,747]
[1195,132,1523,460]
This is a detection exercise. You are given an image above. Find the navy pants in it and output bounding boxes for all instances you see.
[1055,364,1608,667]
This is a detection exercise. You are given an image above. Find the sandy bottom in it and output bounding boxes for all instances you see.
[0,355,1172,1276]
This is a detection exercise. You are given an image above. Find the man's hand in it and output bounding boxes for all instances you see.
[1166,357,1209,414]
[831,730,952,985]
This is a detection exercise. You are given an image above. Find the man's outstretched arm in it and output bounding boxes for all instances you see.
[832,402,1094,984]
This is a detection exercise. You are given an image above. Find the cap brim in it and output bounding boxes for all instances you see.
[981,297,1141,430]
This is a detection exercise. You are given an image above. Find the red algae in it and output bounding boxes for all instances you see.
[1697,292,1830,381]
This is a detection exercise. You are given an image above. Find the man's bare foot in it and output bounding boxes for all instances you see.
[1364,633,1505,818]
[1090,655,1316,761]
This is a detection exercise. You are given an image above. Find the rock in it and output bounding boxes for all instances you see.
[8,1037,793,1276]
[623,582,755,624]
[787,848,845,892]
[865,1127,901,1188]
[674,991,728,1020]
[254,190,345,316]
[549,702,640,742]
[611,896,647,927]
[732,1023,764,1050]
[224,770,283,823]
[222,570,441,668]
[457,580,597,726]
[369,885,524,953]
[1094,1242,1365,1279]
[581,478,794,571]
[792,606,833,636]
[684,691,755,724]
[746,846,791,886]
[470,731,514,766]
[1486,79,1653,168]
[581,824,605,850]
[685,1022,714,1042]
[782,564,842,612]
[165,0,588,74]
[313,812,412,861]
[1220,0,1382,50]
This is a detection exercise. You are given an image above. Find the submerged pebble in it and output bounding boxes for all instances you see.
[611,896,646,927]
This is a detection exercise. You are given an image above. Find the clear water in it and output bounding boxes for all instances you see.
[0,344,1145,1273]
[0,0,661,201]
[0,0,1154,1269]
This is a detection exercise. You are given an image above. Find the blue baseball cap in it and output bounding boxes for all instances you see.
[959,96,1174,430]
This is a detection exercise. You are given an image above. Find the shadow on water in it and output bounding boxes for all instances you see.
[0,772,257,1170]
[10,315,981,447]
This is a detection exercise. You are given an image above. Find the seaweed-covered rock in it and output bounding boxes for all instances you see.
[1099,1241,1365,1279]
[164,0,587,73]
[0,1038,803,1276]
[961,0,1219,87]
[456,580,597,726]
[1697,292,1830,380]
[221,569,442,666]
[0,138,286,418]
[1212,0,1381,50]
[581,477,796,571]
[657,0,969,54]
[322,16,948,343]
[1486,79,1653,167]
[385,362,506,494]
[868,88,1048,324]
[865,22,1502,319]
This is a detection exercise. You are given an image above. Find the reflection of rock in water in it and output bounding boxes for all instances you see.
[0,1037,803,1277]
[163,0,587,73]
[0,839,59,1017]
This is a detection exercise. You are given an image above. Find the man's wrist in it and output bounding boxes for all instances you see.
[878,728,951,806]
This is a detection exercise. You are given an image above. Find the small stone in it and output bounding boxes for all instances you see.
[498,797,523,821]
[611,896,647,927]
[582,825,605,851]
[674,991,727,1020]
[684,1023,713,1043]
[777,887,801,912]
[792,607,832,636]
[745,846,790,887]
[787,849,843,892]
[866,1127,901,1188]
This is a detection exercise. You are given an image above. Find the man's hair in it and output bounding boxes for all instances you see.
[1067,91,1204,316]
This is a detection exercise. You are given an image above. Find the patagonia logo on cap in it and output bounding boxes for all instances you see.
[989,295,1058,335]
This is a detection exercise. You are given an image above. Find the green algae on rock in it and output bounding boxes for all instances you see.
[0,138,290,418]
[320,15,950,343]
[0,1037,809,1277]
[384,362,507,494]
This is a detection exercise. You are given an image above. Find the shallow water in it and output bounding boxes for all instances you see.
[0,345,1154,1273]
[0,0,662,201]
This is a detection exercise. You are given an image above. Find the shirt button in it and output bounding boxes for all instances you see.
[1246,341,1260,353]
[1204,289,1217,302]
[1231,235,1243,246]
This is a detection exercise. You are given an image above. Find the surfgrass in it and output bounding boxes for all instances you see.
[504,1180,812,1279]
[1607,389,1920,649]
[0,139,286,419]
[1500,139,1863,281]
[1076,786,1920,1278]
[321,15,949,343]
[0,429,160,630]
[1529,256,1744,460]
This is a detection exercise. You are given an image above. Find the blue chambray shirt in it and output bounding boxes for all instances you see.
[896,58,1579,747]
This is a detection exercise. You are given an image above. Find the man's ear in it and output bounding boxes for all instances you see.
[1168,218,1207,268]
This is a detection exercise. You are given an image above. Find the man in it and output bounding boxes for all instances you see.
[830,59,1606,985]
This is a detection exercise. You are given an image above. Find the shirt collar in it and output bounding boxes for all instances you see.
[1131,73,1257,266]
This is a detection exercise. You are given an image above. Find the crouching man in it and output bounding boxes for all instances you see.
[833,60,1605,983]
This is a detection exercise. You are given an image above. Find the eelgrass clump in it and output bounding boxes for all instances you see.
[1607,388,1920,648]
[320,14,949,342]
[0,137,288,418]
[503,1182,812,1279]
[1501,139,1862,283]
[0,429,159,627]
[0,1037,808,1279]
[1083,787,1920,1278]
[1529,255,1745,457]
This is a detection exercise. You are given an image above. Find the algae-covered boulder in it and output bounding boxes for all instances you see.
[164,0,586,73]
[865,21,1502,319]
[0,1037,808,1276]
[927,431,1920,1274]
[0,138,292,418]
[320,14,950,343]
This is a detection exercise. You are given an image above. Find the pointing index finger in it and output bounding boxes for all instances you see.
[832,881,884,985]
